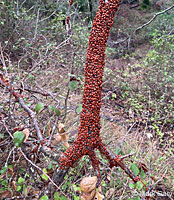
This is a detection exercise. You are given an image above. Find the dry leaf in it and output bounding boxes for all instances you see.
[105,188,115,199]
[23,128,30,142]
[58,123,65,134]
[7,167,13,176]
[11,181,17,191]
[95,192,104,200]
[0,190,12,199]
[106,171,111,182]
[80,176,97,193]
[48,121,52,136]
[58,123,69,147]
[81,190,96,200]
[98,186,102,193]
[52,134,62,145]
[80,176,98,200]
[60,133,69,142]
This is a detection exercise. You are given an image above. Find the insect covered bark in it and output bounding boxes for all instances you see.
[56,0,121,174]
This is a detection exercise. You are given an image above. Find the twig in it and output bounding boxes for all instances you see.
[18,97,43,140]
[48,116,59,143]
[5,146,15,168]
[0,75,43,141]
[135,5,174,33]
[120,152,135,160]
[2,119,14,139]
[8,76,15,121]
[19,148,71,200]
[119,122,136,148]
[34,8,40,40]
[62,88,70,122]
[147,167,169,194]
[0,42,7,74]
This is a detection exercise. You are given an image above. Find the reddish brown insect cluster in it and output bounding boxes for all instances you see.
[58,0,121,174]
[66,16,70,25]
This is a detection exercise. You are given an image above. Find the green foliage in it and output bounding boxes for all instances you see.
[48,105,61,116]
[39,195,49,200]
[14,131,25,147]
[141,0,150,9]
[130,163,140,176]
[41,168,48,181]
[76,104,83,114]
[35,102,44,114]
[120,31,174,137]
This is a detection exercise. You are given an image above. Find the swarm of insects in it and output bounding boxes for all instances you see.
[58,0,120,174]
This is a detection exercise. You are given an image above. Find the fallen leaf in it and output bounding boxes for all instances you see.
[80,176,97,193]
[106,171,111,182]
[95,191,104,200]
[52,134,62,145]
[105,188,115,199]
[7,167,13,176]
[58,123,65,134]
[0,190,12,199]
[81,190,96,200]
[80,177,98,200]
[58,123,69,147]
[11,181,17,191]
[23,128,30,142]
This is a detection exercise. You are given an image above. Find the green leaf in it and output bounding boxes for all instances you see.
[128,183,135,189]
[54,192,59,200]
[14,131,25,147]
[59,196,68,200]
[135,181,144,190]
[1,180,8,186]
[0,166,7,175]
[74,197,81,200]
[48,105,60,116]
[16,185,22,191]
[130,163,140,176]
[35,102,44,114]
[76,104,82,114]
[41,168,48,181]
[23,186,27,195]
[72,184,81,192]
[18,177,25,184]
[112,93,117,99]
[68,80,77,91]
[39,195,49,200]
[47,163,53,170]
[115,147,121,155]
[140,169,146,179]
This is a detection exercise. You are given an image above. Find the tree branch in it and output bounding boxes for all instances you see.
[0,75,43,141]
[135,5,174,33]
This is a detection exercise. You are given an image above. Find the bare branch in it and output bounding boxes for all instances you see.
[135,5,174,33]
[19,148,71,200]
[0,75,43,141]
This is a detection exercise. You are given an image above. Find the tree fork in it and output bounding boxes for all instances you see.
[54,0,148,193]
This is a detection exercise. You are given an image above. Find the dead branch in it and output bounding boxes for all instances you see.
[0,75,43,141]
[135,5,174,33]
